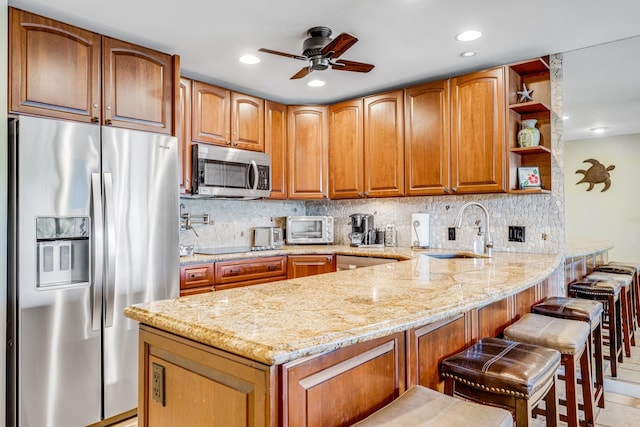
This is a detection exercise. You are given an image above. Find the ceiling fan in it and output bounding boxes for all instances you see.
[258,26,375,80]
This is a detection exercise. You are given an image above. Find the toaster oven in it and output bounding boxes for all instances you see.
[286,216,333,245]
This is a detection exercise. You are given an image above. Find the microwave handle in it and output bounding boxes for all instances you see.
[191,144,199,194]
[249,160,258,190]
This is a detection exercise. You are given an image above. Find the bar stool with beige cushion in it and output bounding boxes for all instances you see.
[604,262,640,327]
[440,337,561,427]
[351,385,513,427]
[568,278,624,377]
[503,313,595,427]
[587,269,635,356]
[531,296,605,409]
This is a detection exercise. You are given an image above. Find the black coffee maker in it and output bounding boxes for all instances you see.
[349,213,374,246]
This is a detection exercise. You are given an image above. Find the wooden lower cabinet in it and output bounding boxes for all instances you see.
[215,256,287,290]
[406,314,472,391]
[139,326,276,427]
[287,254,336,279]
[282,332,405,426]
[179,263,214,296]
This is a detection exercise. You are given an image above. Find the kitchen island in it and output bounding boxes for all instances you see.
[125,249,562,426]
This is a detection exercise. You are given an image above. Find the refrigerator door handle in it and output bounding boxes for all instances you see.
[104,172,117,328]
[91,173,104,331]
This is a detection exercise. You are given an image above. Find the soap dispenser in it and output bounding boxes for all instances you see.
[473,227,484,255]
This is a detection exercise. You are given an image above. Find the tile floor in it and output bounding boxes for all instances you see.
[111,344,640,427]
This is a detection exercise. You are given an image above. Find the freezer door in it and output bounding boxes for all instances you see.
[101,126,179,419]
[11,116,102,427]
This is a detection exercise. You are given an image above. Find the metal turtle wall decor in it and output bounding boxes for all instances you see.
[575,159,615,192]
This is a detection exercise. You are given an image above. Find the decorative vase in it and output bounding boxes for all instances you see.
[517,119,540,147]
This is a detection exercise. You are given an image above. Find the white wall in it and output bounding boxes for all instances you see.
[565,133,640,261]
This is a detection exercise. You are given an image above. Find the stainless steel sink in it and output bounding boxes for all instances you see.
[423,252,485,259]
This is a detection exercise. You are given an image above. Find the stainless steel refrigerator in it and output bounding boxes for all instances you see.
[7,115,179,427]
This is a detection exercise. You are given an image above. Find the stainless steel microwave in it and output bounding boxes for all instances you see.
[191,144,271,199]
[286,216,334,244]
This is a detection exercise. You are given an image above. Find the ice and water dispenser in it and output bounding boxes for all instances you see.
[36,217,90,288]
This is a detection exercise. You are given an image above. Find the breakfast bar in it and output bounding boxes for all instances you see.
[125,250,562,426]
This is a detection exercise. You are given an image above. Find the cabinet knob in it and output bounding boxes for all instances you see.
[106,105,111,110]
[452,187,458,192]
[93,103,99,109]
[226,141,232,145]
[105,119,113,126]
[233,142,239,147]
[364,191,369,197]
[91,117,100,124]
[357,192,364,198]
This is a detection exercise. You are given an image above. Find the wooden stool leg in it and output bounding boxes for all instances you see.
[634,274,640,329]
[621,288,633,356]
[562,354,579,427]
[544,378,558,427]
[444,377,454,396]
[515,398,530,427]
[579,346,596,426]
[592,322,605,408]
[615,297,624,363]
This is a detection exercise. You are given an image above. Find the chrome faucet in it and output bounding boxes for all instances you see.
[453,202,493,257]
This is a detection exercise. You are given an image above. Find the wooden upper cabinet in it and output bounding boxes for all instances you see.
[231,93,264,151]
[9,7,101,123]
[287,105,329,199]
[177,77,193,194]
[450,67,506,194]
[329,99,364,199]
[265,101,288,199]
[192,81,231,146]
[102,37,173,133]
[404,80,451,196]
[364,91,405,198]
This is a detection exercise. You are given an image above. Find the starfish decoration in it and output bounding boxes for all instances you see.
[516,83,534,103]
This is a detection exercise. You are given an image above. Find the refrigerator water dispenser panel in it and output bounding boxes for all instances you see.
[36,216,89,287]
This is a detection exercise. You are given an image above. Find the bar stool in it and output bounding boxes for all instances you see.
[503,313,594,427]
[351,385,513,427]
[531,297,605,409]
[602,262,640,328]
[587,269,635,356]
[569,278,624,377]
[441,337,561,427]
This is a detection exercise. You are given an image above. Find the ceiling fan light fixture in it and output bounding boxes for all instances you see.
[239,54,260,64]
[307,80,325,87]
[460,51,477,57]
[456,30,482,42]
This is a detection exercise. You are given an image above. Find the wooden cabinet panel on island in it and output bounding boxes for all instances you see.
[265,101,288,199]
[287,105,329,199]
[450,67,506,194]
[282,332,405,426]
[9,7,176,134]
[404,80,451,196]
[364,91,405,198]
[287,255,336,279]
[139,326,276,427]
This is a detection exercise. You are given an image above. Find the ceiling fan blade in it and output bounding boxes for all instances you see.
[321,33,358,59]
[258,48,307,61]
[290,67,312,80]
[331,59,375,73]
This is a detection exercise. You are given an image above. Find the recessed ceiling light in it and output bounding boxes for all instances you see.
[460,51,477,57]
[590,126,609,134]
[239,55,260,64]
[307,80,325,87]
[455,30,482,42]
[562,116,570,120]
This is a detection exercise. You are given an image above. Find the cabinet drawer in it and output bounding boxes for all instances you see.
[215,256,287,284]
[180,285,214,297]
[180,264,214,289]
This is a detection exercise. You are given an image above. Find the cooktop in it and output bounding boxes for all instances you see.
[194,245,279,255]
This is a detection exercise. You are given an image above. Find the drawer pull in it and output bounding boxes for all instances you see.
[189,272,205,279]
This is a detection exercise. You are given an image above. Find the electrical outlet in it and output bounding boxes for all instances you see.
[508,226,526,242]
[448,227,456,240]
[152,362,165,406]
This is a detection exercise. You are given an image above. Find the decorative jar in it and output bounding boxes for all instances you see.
[517,119,540,147]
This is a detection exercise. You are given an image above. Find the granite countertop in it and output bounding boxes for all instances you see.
[565,241,614,258]
[178,244,416,264]
[125,249,562,365]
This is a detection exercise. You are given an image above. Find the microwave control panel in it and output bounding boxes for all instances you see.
[257,165,270,190]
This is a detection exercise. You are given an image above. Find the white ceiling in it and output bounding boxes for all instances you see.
[8,0,640,140]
